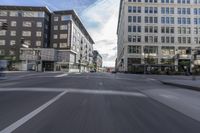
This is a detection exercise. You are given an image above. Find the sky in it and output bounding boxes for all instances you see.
[1,0,120,67]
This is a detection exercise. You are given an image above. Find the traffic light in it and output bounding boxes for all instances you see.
[1,22,8,30]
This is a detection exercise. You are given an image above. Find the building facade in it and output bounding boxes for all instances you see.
[117,0,200,73]
[0,6,51,70]
[0,6,94,72]
[93,50,103,72]
[51,10,94,72]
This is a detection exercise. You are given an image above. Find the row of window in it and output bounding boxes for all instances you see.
[127,36,200,44]
[0,40,42,46]
[0,30,42,37]
[53,25,68,30]
[128,16,200,25]
[53,34,68,39]
[128,26,141,32]
[128,25,200,34]
[127,46,193,56]
[53,43,68,48]
[0,11,45,18]
[0,49,15,56]
[145,7,158,14]
[53,15,71,22]
[128,16,141,23]
[128,7,200,15]
[0,21,43,28]
[128,0,193,3]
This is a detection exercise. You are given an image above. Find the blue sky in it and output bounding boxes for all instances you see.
[0,0,120,67]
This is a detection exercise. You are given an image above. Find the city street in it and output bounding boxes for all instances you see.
[0,72,200,133]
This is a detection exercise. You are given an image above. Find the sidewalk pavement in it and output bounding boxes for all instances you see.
[160,79,200,91]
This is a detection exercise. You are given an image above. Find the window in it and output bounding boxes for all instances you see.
[161,17,165,23]
[36,41,41,46]
[60,25,68,30]
[128,6,132,13]
[37,22,42,27]
[61,15,70,21]
[53,43,58,48]
[133,26,137,32]
[54,26,58,30]
[128,46,141,54]
[171,37,175,43]
[128,35,132,42]
[10,31,16,36]
[178,18,181,24]
[145,7,148,13]
[10,11,18,17]
[138,26,141,32]
[60,43,67,48]
[0,30,6,36]
[145,26,148,33]
[154,17,158,23]
[133,36,136,42]
[145,17,148,23]
[9,50,15,55]
[0,11,7,16]
[10,40,16,46]
[60,34,68,39]
[0,40,5,45]
[128,16,132,22]
[11,21,17,27]
[36,31,42,37]
[137,36,141,42]
[154,7,158,13]
[53,34,58,39]
[23,21,32,27]
[138,16,141,23]
[161,7,165,14]
[138,7,141,13]
[22,11,44,17]
[133,16,137,22]
[128,26,132,32]
[0,49,5,55]
[154,36,158,43]
[178,37,182,43]
[54,17,59,21]
[133,7,137,13]
[170,8,174,14]
[145,36,148,42]
[22,31,31,37]
[161,36,165,43]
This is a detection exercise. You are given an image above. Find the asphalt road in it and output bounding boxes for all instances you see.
[0,72,200,133]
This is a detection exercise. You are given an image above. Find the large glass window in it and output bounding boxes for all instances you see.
[128,46,141,54]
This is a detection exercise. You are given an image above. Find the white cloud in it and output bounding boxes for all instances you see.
[81,0,120,67]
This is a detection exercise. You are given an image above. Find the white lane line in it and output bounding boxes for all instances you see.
[0,90,68,133]
[0,88,66,92]
[68,89,147,97]
[54,73,68,78]
[0,88,146,97]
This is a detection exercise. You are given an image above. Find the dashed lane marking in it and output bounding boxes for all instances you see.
[54,73,68,78]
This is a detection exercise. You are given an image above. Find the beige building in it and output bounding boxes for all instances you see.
[117,0,200,73]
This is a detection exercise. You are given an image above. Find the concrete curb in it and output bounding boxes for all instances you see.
[160,81,200,92]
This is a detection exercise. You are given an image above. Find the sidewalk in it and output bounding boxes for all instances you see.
[160,79,200,91]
